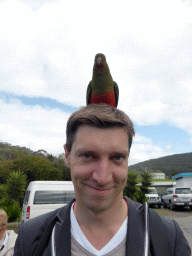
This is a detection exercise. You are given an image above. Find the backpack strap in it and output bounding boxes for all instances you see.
[149,208,172,256]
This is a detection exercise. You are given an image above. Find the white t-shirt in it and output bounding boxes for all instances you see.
[70,203,128,256]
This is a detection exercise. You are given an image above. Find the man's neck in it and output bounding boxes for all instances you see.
[73,198,128,250]
[74,197,128,230]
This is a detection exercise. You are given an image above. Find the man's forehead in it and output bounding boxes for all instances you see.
[72,125,129,153]
[75,124,128,135]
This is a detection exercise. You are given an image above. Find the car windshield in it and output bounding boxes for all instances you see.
[175,188,191,194]
[149,189,157,194]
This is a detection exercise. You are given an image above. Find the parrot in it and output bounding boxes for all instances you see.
[86,53,119,107]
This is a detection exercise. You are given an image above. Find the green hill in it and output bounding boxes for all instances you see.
[129,152,192,178]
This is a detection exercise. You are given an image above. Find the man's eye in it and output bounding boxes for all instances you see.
[114,155,123,161]
[83,154,91,159]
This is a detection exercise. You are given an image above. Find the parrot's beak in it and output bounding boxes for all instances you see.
[97,57,102,65]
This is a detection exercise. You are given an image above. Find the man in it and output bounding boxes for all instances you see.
[14,104,191,256]
[0,209,18,256]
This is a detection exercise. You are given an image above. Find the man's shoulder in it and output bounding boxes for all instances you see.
[20,203,70,231]
[14,202,74,256]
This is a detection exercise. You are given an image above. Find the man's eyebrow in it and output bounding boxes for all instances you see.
[75,148,129,156]
[111,151,129,157]
[75,148,96,154]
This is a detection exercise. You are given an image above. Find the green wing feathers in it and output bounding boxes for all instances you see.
[113,81,119,107]
[86,81,92,105]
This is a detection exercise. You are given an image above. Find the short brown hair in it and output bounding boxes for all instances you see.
[65,104,135,153]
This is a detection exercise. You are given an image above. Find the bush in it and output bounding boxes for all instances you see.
[133,190,148,204]
[11,153,63,182]
[0,184,7,201]
[0,197,21,222]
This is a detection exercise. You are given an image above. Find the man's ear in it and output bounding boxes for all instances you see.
[64,145,70,167]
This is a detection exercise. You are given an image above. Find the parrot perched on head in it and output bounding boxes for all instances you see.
[86,53,119,107]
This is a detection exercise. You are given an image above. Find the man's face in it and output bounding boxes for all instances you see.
[64,125,129,213]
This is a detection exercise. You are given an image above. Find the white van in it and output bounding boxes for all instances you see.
[21,181,75,223]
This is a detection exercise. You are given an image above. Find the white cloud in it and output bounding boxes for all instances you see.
[129,141,174,165]
[0,0,192,163]
[133,134,152,143]
[0,99,70,155]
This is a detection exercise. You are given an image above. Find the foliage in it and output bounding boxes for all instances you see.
[0,171,26,221]
[0,142,72,221]
[0,184,7,201]
[48,154,71,181]
[124,170,138,200]
[168,169,177,179]
[0,198,21,222]
[0,160,13,183]
[124,170,150,204]
[133,190,148,204]
[0,142,34,161]
[0,142,70,182]
[140,171,152,195]
[6,152,63,183]
[5,171,27,207]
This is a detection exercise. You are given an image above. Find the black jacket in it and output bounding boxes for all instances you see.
[14,197,191,256]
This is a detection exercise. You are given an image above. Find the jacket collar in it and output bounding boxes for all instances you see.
[53,199,75,256]
[53,197,148,256]
[125,198,149,256]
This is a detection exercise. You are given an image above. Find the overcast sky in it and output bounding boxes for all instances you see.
[0,0,192,166]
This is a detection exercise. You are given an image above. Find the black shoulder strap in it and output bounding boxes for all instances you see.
[149,208,172,256]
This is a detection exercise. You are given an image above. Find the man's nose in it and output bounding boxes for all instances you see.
[92,159,112,185]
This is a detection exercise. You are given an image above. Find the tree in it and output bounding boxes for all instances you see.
[0,197,21,222]
[140,171,152,195]
[5,170,27,207]
[134,190,148,204]
[0,160,12,183]
[169,169,177,179]
[10,152,63,182]
[0,184,7,201]
[0,171,27,222]
[124,170,138,200]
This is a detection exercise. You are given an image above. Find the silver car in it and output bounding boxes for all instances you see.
[145,187,161,208]
[162,187,192,211]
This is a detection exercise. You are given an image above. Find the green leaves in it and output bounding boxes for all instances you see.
[5,171,27,204]
[0,171,27,222]
[124,170,138,200]
[124,169,152,204]
[140,171,152,195]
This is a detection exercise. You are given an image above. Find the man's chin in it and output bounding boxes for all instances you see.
[85,198,114,213]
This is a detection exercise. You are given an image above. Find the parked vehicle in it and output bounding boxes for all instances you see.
[21,181,75,223]
[145,187,161,208]
[162,187,192,211]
